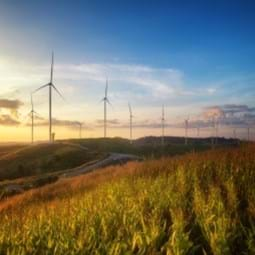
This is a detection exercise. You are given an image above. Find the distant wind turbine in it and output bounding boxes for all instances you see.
[77,122,83,139]
[29,94,37,144]
[161,104,165,146]
[101,78,111,138]
[197,125,200,137]
[128,102,134,144]
[230,118,236,139]
[33,52,64,142]
[247,126,250,141]
[233,128,237,139]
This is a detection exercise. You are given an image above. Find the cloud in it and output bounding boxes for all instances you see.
[57,63,185,99]
[30,117,94,130]
[0,98,24,118]
[0,99,23,110]
[95,119,120,127]
[202,106,225,119]
[0,114,20,126]
[221,104,255,115]
[200,104,255,128]
[114,118,214,130]
[34,118,80,127]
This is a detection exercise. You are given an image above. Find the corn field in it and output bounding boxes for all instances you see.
[0,145,255,254]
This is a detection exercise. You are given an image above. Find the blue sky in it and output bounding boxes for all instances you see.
[0,0,254,140]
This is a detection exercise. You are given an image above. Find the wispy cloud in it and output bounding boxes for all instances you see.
[0,99,23,110]
[95,118,120,126]
[198,104,255,128]
[26,117,94,130]
[0,114,20,126]
[0,98,24,118]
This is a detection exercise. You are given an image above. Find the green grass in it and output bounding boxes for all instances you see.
[0,144,26,159]
[0,143,104,181]
[67,136,237,158]
[0,144,254,254]
[0,136,238,182]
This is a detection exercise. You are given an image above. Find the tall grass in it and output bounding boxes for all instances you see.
[0,145,255,254]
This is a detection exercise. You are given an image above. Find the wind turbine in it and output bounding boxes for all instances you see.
[33,52,64,142]
[247,126,250,142]
[28,94,37,144]
[161,104,165,146]
[233,128,237,139]
[77,122,83,139]
[128,102,134,144]
[230,117,236,139]
[101,78,111,138]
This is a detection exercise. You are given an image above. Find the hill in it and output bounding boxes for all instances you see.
[66,136,239,158]
[0,142,105,181]
[0,144,254,254]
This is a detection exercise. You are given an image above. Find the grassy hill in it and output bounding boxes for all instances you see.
[67,136,239,158]
[0,144,26,159]
[0,144,254,254]
[0,136,239,183]
[0,142,104,181]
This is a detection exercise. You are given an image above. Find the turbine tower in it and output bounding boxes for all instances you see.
[197,125,200,137]
[247,126,250,142]
[101,78,111,138]
[33,52,64,142]
[29,94,36,144]
[233,128,237,139]
[128,102,134,144]
[161,104,165,146]
[78,122,82,139]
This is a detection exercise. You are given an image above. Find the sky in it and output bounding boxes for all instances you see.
[0,0,254,142]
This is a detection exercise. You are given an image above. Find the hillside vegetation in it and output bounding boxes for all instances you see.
[68,136,237,158]
[0,143,104,181]
[0,136,237,182]
[0,144,26,159]
[0,145,254,254]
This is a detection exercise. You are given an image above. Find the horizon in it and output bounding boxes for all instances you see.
[0,0,255,142]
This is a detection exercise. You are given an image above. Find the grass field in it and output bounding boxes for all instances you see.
[0,144,254,254]
[67,136,238,158]
[0,142,104,181]
[0,136,237,182]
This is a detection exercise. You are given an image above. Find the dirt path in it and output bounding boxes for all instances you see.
[62,153,142,178]
[1,153,142,199]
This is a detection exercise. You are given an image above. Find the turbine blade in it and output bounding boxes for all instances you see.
[106,98,112,106]
[98,98,105,104]
[105,78,108,97]
[52,84,65,101]
[106,98,114,110]
[33,83,50,94]
[30,94,34,110]
[33,110,42,117]
[50,51,54,83]
[128,102,132,115]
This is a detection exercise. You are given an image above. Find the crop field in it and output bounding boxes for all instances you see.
[0,145,254,254]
